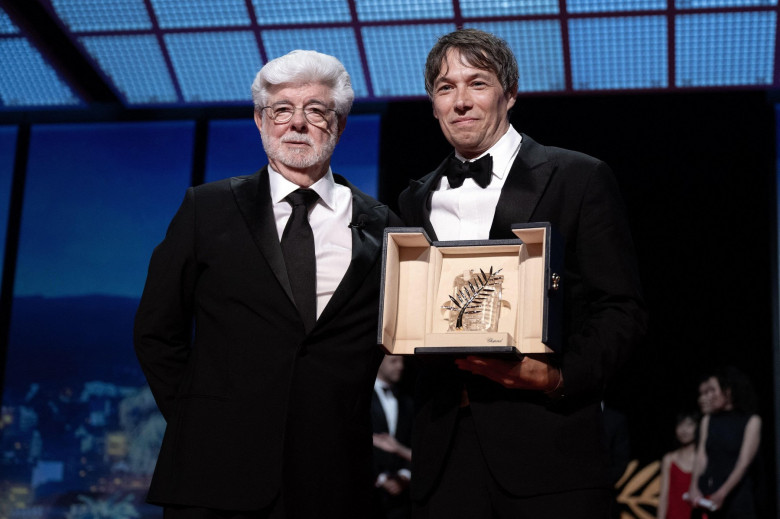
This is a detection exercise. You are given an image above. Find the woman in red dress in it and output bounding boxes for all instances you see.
[657,411,698,519]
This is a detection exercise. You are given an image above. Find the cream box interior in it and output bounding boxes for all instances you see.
[378,223,562,355]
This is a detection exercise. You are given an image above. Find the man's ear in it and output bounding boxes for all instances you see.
[505,84,518,112]
[337,115,348,139]
[254,110,264,136]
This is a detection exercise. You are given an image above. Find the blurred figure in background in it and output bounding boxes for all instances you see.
[688,367,761,518]
[657,410,699,519]
[372,355,413,519]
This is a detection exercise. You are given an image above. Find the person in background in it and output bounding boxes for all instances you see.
[688,367,761,518]
[134,49,400,519]
[657,410,699,519]
[371,355,413,519]
[398,28,647,518]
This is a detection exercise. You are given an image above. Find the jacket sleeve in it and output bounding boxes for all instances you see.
[133,187,199,420]
[558,160,647,399]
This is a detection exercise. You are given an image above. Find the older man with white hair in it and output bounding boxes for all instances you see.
[135,50,399,519]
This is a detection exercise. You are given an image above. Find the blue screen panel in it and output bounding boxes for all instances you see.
[676,12,776,87]
[81,35,178,104]
[567,0,665,12]
[165,31,262,103]
[0,38,81,108]
[0,126,16,276]
[354,0,454,21]
[15,122,193,298]
[569,16,668,90]
[2,121,193,518]
[262,28,369,98]
[206,115,380,198]
[252,0,351,24]
[205,119,266,183]
[331,114,381,197]
[150,0,251,29]
[363,24,454,97]
[49,0,152,31]
[467,20,565,92]
[460,0,559,16]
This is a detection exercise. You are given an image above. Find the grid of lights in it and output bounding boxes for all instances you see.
[0,0,777,109]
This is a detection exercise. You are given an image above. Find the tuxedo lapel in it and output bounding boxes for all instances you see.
[231,168,295,305]
[371,390,390,433]
[489,134,555,239]
[402,156,451,240]
[316,175,387,326]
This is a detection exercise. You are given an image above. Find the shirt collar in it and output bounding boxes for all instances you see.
[374,379,391,393]
[454,126,522,181]
[268,165,337,211]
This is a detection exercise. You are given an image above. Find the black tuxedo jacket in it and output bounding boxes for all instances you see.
[398,134,647,500]
[134,168,400,517]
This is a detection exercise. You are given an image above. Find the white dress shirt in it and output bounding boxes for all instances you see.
[268,167,353,318]
[374,379,398,437]
[430,126,522,241]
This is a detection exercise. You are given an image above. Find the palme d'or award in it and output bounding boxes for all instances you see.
[378,224,563,356]
[442,267,504,332]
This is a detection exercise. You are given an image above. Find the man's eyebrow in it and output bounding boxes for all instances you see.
[271,97,329,106]
[435,70,492,85]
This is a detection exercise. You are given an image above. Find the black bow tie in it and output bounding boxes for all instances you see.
[445,154,493,189]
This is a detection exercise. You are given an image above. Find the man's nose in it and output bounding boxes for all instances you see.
[454,88,472,110]
[289,108,308,130]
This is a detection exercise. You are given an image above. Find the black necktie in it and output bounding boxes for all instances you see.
[281,188,319,333]
[445,154,493,189]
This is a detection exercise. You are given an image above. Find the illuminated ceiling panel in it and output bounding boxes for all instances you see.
[80,35,178,104]
[567,0,666,13]
[569,16,668,90]
[460,0,559,16]
[363,23,454,97]
[150,0,252,29]
[0,4,82,109]
[354,0,453,21]
[49,0,152,31]
[251,0,351,24]
[677,0,776,7]
[0,39,81,107]
[0,8,18,33]
[676,11,776,86]
[0,0,777,111]
[164,31,261,102]
[467,20,566,92]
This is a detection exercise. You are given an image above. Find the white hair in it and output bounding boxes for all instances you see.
[251,50,354,116]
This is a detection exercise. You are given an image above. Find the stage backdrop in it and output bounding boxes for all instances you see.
[0,115,380,519]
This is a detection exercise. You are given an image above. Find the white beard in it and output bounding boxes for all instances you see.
[263,130,338,170]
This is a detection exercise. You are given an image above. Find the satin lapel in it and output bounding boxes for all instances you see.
[489,134,555,239]
[230,168,295,304]
[404,157,451,240]
[371,391,390,433]
[316,176,387,325]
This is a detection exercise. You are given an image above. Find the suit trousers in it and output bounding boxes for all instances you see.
[412,407,612,519]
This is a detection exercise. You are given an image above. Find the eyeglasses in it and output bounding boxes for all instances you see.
[261,103,337,127]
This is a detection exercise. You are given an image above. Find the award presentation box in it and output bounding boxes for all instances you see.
[378,222,563,356]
